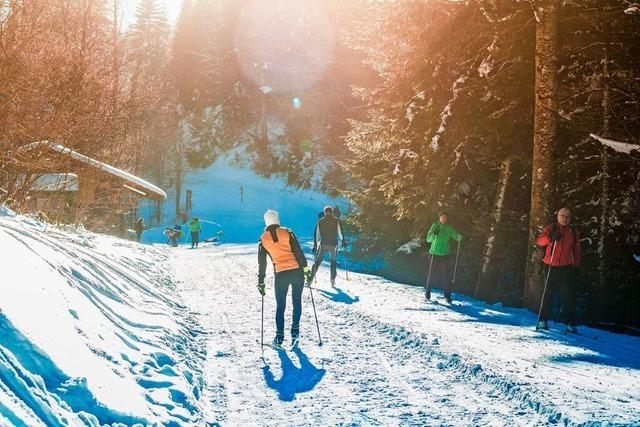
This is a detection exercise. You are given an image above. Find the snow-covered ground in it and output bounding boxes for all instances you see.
[141,155,345,244]
[0,208,205,426]
[173,243,640,426]
[2,206,640,425]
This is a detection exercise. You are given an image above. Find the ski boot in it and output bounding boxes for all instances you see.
[272,333,284,350]
[290,327,300,349]
[536,320,549,330]
[425,289,431,301]
[444,293,452,304]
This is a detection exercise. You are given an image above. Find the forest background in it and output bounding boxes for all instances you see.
[1,0,639,328]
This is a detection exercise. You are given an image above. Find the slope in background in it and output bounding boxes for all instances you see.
[141,156,346,244]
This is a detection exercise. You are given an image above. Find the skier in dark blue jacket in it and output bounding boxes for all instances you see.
[311,206,347,287]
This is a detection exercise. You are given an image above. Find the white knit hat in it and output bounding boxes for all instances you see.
[263,209,280,227]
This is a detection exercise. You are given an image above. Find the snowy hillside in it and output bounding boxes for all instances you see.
[0,208,205,426]
[141,155,345,244]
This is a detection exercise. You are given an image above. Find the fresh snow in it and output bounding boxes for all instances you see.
[396,237,422,254]
[19,173,79,192]
[174,243,640,425]
[625,5,640,15]
[590,133,640,154]
[141,154,345,244]
[2,207,640,425]
[0,209,203,425]
[429,74,468,151]
[18,141,167,199]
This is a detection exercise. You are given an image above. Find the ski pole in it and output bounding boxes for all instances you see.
[473,270,481,299]
[536,241,558,329]
[451,239,461,286]
[260,294,264,351]
[340,247,350,281]
[309,249,319,286]
[308,285,323,346]
[425,253,434,297]
[313,247,319,284]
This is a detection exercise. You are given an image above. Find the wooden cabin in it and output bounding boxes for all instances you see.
[3,141,166,236]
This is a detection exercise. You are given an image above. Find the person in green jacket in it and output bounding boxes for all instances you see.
[188,217,202,249]
[425,213,462,303]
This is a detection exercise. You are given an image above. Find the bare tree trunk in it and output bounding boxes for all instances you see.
[598,44,610,304]
[175,133,183,221]
[524,0,559,311]
[258,66,269,164]
[261,93,268,148]
[112,0,120,105]
[476,157,513,301]
[154,143,165,225]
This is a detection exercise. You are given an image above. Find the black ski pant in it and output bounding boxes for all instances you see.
[312,244,338,281]
[540,265,577,324]
[426,254,453,299]
[190,231,199,247]
[274,268,304,338]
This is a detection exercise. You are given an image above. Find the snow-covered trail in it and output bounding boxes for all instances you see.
[168,243,608,426]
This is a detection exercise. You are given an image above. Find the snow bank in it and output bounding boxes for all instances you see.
[0,213,204,425]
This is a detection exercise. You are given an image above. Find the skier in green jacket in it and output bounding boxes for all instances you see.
[425,213,462,303]
[188,217,202,249]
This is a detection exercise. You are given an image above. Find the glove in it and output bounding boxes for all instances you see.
[432,227,440,236]
[549,231,562,242]
[257,283,265,296]
[303,266,312,284]
[342,239,348,248]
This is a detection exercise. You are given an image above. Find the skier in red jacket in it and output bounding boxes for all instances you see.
[536,207,581,332]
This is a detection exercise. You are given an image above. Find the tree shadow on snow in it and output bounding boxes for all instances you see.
[262,347,326,402]
[547,351,640,369]
[317,287,360,305]
[439,300,527,327]
[438,297,640,371]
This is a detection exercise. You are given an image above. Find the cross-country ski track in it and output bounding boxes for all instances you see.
[171,243,640,426]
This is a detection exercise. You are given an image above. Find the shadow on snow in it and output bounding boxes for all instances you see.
[425,291,640,371]
[0,314,148,426]
[317,287,360,305]
[262,346,326,402]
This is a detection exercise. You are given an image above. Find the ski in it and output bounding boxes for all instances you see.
[258,340,284,351]
[289,338,300,350]
[426,298,459,307]
[535,327,586,338]
[257,340,297,351]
